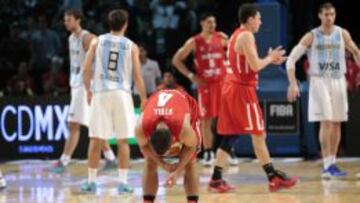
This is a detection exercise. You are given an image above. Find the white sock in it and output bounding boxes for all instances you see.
[60,154,71,166]
[118,169,128,184]
[330,155,336,165]
[88,168,98,183]
[323,156,332,170]
[103,150,116,161]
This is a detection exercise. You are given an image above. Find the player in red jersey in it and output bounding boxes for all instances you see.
[135,89,201,203]
[172,13,233,166]
[208,4,298,193]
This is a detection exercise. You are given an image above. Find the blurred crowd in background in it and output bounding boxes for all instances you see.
[0,0,359,97]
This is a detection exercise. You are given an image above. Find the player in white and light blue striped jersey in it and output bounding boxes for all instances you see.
[286,3,360,179]
[82,9,147,194]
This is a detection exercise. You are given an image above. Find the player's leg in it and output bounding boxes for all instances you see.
[325,77,348,177]
[100,141,117,172]
[113,90,135,193]
[319,121,333,178]
[143,158,159,203]
[0,169,6,190]
[201,118,214,166]
[208,136,236,193]
[251,134,298,192]
[46,121,81,173]
[81,137,104,193]
[116,138,133,193]
[184,161,199,203]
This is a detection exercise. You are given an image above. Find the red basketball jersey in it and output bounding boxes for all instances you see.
[142,89,199,141]
[193,32,226,82]
[228,28,258,86]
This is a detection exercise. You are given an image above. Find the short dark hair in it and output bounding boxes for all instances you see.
[200,12,215,22]
[65,9,83,20]
[238,3,259,24]
[150,129,172,155]
[319,2,335,13]
[108,9,128,31]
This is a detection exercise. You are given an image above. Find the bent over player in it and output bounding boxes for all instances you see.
[136,89,201,203]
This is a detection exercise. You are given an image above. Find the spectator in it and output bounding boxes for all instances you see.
[30,15,62,71]
[157,71,185,91]
[134,43,162,96]
[0,22,31,70]
[42,57,68,96]
[6,62,35,96]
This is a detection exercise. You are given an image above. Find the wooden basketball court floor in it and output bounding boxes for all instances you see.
[1,159,360,203]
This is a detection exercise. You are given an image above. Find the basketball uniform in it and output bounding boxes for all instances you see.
[141,90,201,157]
[67,30,90,126]
[217,28,265,136]
[193,32,226,118]
[89,33,136,140]
[307,25,348,122]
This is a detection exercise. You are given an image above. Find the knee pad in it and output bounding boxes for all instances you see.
[219,136,237,154]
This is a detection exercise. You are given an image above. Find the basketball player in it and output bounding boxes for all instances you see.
[136,89,201,203]
[173,13,238,166]
[47,10,117,174]
[209,4,298,192]
[0,169,6,190]
[81,9,147,193]
[286,2,360,178]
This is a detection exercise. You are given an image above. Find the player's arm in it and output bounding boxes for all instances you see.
[286,32,313,102]
[342,29,360,66]
[238,31,286,72]
[83,37,98,93]
[219,31,229,47]
[174,115,197,174]
[132,43,147,109]
[82,33,96,51]
[172,38,201,84]
[135,117,171,171]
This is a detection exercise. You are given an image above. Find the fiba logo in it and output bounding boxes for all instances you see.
[270,104,294,117]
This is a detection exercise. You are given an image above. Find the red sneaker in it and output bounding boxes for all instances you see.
[208,179,235,193]
[268,176,299,192]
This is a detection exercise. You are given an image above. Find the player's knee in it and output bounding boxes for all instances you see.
[219,136,237,154]
[117,139,128,146]
[145,158,158,169]
[68,122,80,132]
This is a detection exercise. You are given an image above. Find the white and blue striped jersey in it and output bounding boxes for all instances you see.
[92,33,133,93]
[307,25,346,78]
[69,29,89,88]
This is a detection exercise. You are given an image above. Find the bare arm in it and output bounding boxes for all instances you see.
[82,33,96,51]
[172,115,197,174]
[172,38,197,81]
[343,29,360,66]
[218,31,229,47]
[237,32,285,72]
[132,43,147,108]
[83,37,98,93]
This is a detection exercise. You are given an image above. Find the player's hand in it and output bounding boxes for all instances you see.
[191,75,205,86]
[86,91,92,105]
[268,46,287,65]
[287,83,300,102]
[165,171,179,188]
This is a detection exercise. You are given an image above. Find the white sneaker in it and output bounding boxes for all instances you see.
[201,151,215,167]
[0,177,6,190]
